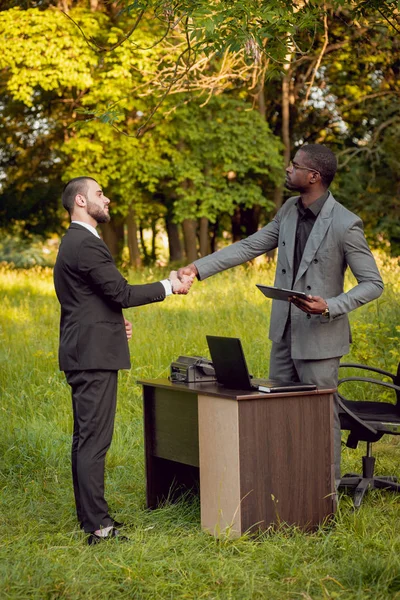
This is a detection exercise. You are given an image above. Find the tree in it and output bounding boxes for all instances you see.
[62,95,283,262]
[0,4,284,262]
[0,1,399,259]
[65,0,399,252]
[0,5,102,234]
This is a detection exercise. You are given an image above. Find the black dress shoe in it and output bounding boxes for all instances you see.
[81,518,125,530]
[111,519,125,529]
[87,527,129,546]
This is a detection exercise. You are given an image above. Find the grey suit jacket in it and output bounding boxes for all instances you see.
[194,193,384,360]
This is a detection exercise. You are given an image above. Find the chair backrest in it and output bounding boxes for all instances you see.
[339,361,400,412]
[395,362,400,407]
[338,362,400,445]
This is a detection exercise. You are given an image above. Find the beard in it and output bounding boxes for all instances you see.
[284,174,296,190]
[86,200,110,224]
[285,176,302,192]
[284,177,294,190]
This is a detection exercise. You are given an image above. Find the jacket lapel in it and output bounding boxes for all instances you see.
[283,201,298,271]
[293,193,335,285]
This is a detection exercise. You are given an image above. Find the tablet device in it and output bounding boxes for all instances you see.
[256,284,308,302]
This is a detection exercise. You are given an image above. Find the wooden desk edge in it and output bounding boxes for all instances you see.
[137,378,336,400]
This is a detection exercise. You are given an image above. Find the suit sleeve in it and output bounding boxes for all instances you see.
[327,220,384,318]
[78,236,165,308]
[194,211,281,280]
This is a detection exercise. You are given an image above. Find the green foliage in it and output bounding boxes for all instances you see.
[333,135,400,256]
[0,7,103,234]
[62,95,283,224]
[0,232,57,267]
[0,8,101,106]
[1,260,400,598]
[165,97,283,221]
[0,4,283,238]
[0,0,399,255]
[88,1,399,73]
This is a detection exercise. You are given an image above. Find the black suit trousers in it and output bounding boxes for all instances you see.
[65,370,118,533]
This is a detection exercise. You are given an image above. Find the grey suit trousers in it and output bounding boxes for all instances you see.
[269,322,342,480]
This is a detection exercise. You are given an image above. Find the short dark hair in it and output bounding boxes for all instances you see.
[61,177,97,215]
[299,144,337,187]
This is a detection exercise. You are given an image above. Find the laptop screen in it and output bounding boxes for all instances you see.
[206,335,253,390]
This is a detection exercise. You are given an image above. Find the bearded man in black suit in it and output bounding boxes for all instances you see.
[54,176,193,545]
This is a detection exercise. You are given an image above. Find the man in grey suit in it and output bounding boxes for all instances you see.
[177,144,384,480]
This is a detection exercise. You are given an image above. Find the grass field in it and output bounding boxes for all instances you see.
[1,255,400,599]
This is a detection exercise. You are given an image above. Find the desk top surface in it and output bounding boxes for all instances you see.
[137,378,336,401]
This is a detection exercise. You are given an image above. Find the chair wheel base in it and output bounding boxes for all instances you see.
[338,474,400,508]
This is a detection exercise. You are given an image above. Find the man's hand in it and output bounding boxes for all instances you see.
[290,295,328,314]
[177,263,198,282]
[169,270,194,295]
[124,318,132,340]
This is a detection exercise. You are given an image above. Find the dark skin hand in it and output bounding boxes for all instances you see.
[177,264,329,314]
[290,295,328,314]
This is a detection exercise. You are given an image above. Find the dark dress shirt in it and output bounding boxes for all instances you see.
[292,190,329,284]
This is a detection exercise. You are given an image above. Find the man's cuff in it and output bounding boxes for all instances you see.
[161,279,172,296]
[193,261,201,281]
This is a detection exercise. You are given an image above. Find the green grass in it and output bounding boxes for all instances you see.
[1,256,400,599]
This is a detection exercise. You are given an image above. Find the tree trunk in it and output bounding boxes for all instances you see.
[100,220,124,263]
[165,216,182,262]
[242,205,261,236]
[182,218,198,263]
[139,223,149,264]
[257,80,266,120]
[266,53,292,262]
[151,219,157,262]
[126,207,142,269]
[273,58,292,214]
[282,67,291,171]
[58,0,70,12]
[210,219,219,253]
[199,216,210,256]
[231,206,243,242]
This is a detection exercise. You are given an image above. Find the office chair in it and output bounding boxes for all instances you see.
[337,361,400,508]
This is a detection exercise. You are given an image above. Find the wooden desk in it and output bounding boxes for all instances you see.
[139,378,336,537]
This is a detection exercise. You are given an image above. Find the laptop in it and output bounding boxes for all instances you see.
[206,335,317,393]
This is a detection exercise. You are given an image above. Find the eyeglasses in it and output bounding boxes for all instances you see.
[289,161,320,175]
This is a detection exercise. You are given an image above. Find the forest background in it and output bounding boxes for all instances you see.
[0,0,399,266]
[1,2,400,598]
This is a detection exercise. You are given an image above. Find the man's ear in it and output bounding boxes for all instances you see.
[75,193,86,208]
[309,172,319,184]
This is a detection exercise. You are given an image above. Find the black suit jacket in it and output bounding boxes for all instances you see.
[53,223,165,371]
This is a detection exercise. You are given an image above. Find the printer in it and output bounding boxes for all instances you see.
[170,356,216,383]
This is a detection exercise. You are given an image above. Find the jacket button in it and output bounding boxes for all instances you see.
[282,241,286,246]
[282,269,286,274]
[313,258,318,264]
[307,314,311,319]
[306,285,311,290]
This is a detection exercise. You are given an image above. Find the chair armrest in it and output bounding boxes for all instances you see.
[338,377,400,394]
[339,363,396,381]
[336,394,378,434]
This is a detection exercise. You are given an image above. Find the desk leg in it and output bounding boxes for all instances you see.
[197,395,242,537]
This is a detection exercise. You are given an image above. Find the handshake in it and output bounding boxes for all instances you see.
[169,263,199,295]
